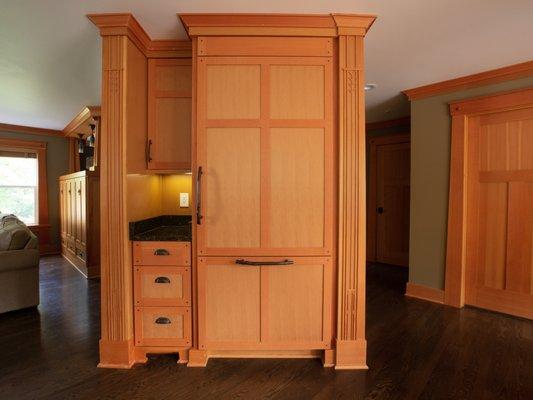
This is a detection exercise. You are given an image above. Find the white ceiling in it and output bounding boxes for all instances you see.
[0,0,532,129]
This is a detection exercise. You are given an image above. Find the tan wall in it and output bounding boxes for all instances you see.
[409,77,533,289]
[161,174,193,215]
[0,130,69,248]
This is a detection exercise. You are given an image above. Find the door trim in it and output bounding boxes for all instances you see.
[367,133,410,263]
[444,87,533,307]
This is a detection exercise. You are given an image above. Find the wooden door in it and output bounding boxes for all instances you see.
[75,178,83,245]
[147,58,192,170]
[465,107,533,319]
[196,57,333,256]
[197,257,331,350]
[376,142,410,266]
[79,177,87,247]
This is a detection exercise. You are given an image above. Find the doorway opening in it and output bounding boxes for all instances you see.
[367,133,411,268]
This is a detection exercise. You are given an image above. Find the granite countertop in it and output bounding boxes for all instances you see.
[129,215,192,242]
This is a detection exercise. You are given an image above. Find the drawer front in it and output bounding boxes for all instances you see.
[133,241,190,266]
[135,307,191,347]
[134,266,191,306]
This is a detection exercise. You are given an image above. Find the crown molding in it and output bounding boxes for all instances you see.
[179,13,376,38]
[62,106,101,138]
[0,122,63,138]
[449,87,533,116]
[403,60,533,101]
[88,13,192,58]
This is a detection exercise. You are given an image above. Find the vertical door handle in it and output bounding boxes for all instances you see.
[146,139,153,163]
[196,166,203,225]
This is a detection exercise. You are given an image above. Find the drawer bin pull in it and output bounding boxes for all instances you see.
[155,317,171,325]
[154,276,171,284]
[236,259,294,266]
[154,249,170,256]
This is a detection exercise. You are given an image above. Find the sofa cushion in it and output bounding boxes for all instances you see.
[0,214,35,251]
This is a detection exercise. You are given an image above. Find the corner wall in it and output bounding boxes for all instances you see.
[409,77,533,289]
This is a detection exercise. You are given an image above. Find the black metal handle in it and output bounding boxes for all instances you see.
[154,249,170,256]
[236,259,294,266]
[196,166,203,225]
[155,276,171,284]
[155,317,171,325]
[377,206,384,214]
[146,139,153,163]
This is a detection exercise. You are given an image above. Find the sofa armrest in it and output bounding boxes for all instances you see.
[0,249,39,273]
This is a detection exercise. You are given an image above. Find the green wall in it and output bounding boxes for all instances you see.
[409,77,533,290]
[0,130,69,248]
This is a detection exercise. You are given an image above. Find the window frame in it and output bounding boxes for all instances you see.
[0,137,48,228]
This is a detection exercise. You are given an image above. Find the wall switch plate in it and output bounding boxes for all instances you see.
[179,193,189,208]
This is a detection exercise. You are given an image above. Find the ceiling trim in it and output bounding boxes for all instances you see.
[366,116,410,132]
[0,122,63,138]
[403,60,533,101]
[87,13,192,58]
[63,106,101,138]
[179,13,376,38]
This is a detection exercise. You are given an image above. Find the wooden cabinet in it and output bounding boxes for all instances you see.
[196,56,334,256]
[133,241,192,351]
[59,170,99,278]
[197,257,332,350]
[193,38,335,355]
[147,58,192,170]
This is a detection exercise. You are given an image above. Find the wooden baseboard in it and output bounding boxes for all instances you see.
[405,282,445,304]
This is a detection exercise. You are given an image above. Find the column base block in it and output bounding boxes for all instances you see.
[335,339,367,370]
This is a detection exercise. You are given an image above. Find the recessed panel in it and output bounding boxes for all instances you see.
[206,264,261,342]
[270,128,324,248]
[156,65,192,92]
[270,65,324,119]
[155,98,191,164]
[207,65,261,119]
[266,263,324,342]
[206,128,261,248]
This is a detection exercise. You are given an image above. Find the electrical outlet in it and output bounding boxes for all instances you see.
[179,193,189,208]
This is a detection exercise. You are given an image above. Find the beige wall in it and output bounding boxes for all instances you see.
[0,130,69,247]
[409,77,533,289]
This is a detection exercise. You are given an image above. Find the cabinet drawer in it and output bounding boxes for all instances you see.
[133,241,190,266]
[134,266,191,306]
[135,306,191,347]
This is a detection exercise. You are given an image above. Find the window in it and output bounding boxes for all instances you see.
[0,151,39,224]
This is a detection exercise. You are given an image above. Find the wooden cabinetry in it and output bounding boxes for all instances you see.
[133,241,192,360]
[147,59,192,170]
[193,38,335,356]
[59,170,100,278]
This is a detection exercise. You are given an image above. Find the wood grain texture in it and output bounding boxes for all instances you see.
[336,34,367,368]
[445,88,533,319]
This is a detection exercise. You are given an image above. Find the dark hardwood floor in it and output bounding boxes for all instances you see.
[0,256,531,399]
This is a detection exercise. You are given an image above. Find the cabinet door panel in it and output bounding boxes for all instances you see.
[269,128,325,248]
[203,128,261,249]
[198,259,261,347]
[264,258,331,345]
[148,59,192,170]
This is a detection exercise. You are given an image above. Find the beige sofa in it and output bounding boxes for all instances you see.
[0,213,40,313]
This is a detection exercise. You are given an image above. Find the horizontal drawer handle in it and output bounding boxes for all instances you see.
[236,259,294,266]
[154,249,170,256]
[154,276,171,284]
[155,317,171,325]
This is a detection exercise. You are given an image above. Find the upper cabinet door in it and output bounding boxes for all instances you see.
[147,59,192,170]
[196,55,333,256]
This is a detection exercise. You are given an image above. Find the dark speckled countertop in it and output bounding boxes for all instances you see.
[129,215,192,241]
